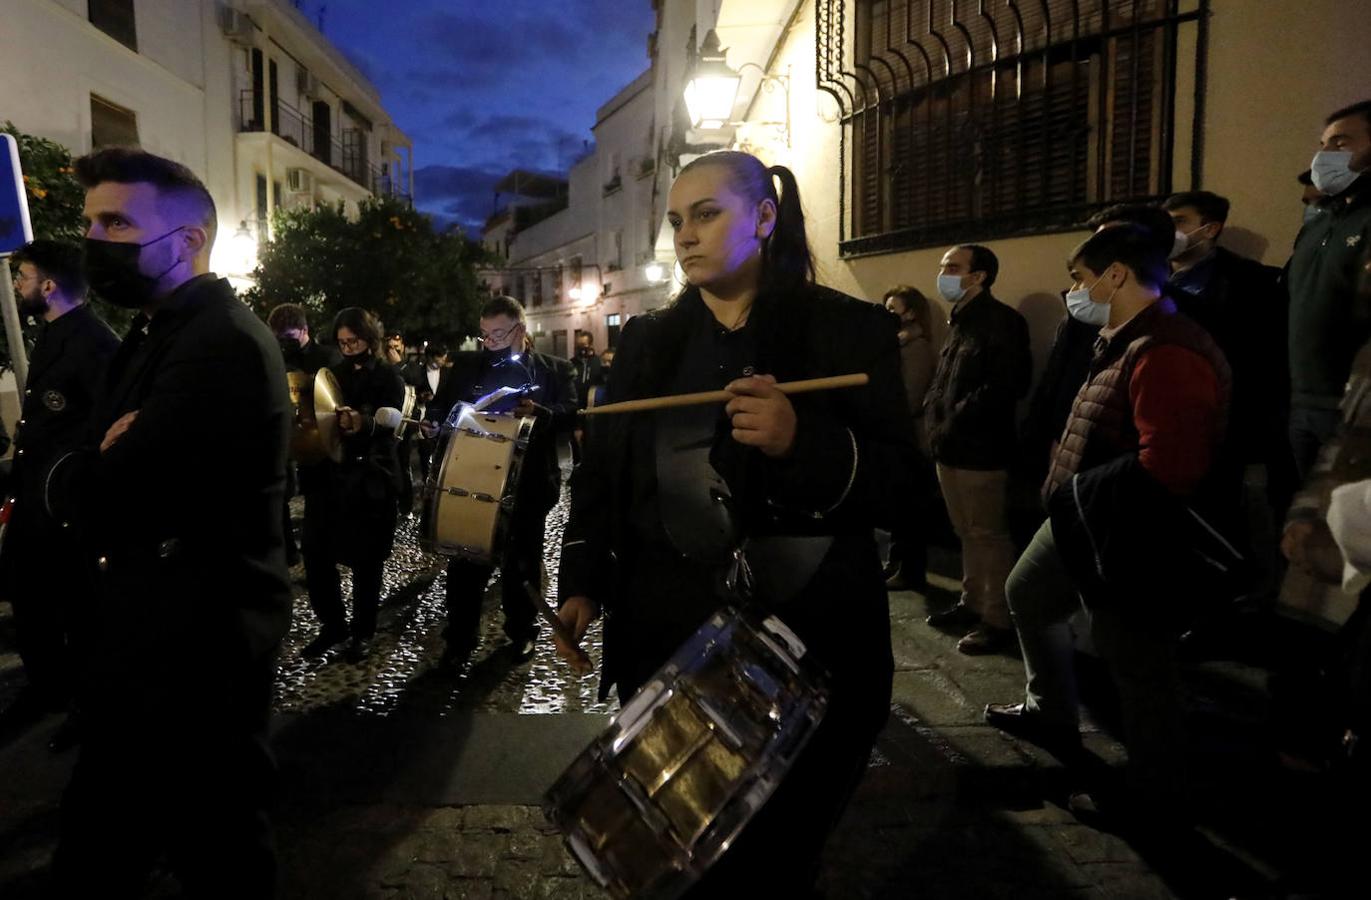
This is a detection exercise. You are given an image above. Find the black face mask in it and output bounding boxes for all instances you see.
[82,227,184,309]
[278,336,304,363]
[576,345,594,357]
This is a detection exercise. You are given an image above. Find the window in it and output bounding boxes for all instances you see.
[822,0,1206,255]
[90,95,139,148]
[89,0,137,51]
[255,174,269,240]
[552,330,569,359]
[530,270,544,307]
[606,313,622,349]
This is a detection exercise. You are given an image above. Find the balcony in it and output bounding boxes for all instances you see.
[237,90,410,202]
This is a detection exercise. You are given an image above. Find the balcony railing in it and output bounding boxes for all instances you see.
[237,90,409,201]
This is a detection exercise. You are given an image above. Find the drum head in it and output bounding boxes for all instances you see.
[313,367,344,463]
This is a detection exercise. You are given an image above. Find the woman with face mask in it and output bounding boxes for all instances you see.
[553,150,916,893]
[297,307,406,663]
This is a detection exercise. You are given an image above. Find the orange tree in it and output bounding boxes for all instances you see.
[245,195,487,350]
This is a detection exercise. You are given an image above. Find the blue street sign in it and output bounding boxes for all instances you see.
[1,133,35,254]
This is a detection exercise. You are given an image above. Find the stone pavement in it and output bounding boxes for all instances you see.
[0,508,1359,898]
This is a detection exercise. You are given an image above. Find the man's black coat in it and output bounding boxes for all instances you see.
[49,274,293,723]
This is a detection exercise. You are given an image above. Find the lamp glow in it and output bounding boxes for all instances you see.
[684,30,740,129]
[644,262,665,283]
[568,285,583,301]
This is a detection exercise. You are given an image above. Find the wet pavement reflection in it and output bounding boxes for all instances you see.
[274,486,613,719]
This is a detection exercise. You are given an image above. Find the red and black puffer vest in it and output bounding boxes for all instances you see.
[1043,297,1231,501]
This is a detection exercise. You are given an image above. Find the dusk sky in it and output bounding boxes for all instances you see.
[304,0,658,234]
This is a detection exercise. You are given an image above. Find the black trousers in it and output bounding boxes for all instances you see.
[52,664,278,898]
[443,508,546,649]
[300,487,387,640]
[395,437,416,515]
[4,526,86,707]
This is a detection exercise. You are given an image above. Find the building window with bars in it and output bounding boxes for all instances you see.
[819,0,1207,257]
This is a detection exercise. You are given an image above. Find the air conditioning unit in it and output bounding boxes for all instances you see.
[286,169,313,194]
[297,70,321,100]
[219,6,254,46]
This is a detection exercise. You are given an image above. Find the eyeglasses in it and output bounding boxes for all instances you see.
[11,272,39,288]
[478,324,522,344]
[337,337,368,350]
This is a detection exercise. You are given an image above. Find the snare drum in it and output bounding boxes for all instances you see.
[419,408,534,564]
[545,607,829,899]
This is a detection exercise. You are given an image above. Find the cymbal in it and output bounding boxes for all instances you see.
[313,367,344,463]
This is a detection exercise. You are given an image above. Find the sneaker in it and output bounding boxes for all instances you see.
[957,624,1014,655]
[301,627,349,658]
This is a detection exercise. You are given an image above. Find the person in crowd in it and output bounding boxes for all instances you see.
[1278,256,1371,774]
[413,343,449,488]
[393,340,431,515]
[570,330,603,411]
[985,225,1231,828]
[882,284,935,592]
[923,244,1032,653]
[553,149,914,894]
[1164,189,1293,555]
[1288,99,1371,479]
[266,302,340,568]
[1020,204,1179,490]
[299,308,405,662]
[423,296,576,666]
[45,147,292,896]
[600,347,615,373]
[384,330,406,367]
[0,241,119,751]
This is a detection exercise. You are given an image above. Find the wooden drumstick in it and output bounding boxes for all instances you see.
[579,373,870,416]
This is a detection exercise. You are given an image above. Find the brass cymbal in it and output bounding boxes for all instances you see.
[313,367,344,463]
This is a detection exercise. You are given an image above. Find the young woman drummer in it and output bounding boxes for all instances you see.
[554,150,917,892]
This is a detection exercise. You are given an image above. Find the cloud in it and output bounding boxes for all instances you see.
[413,164,505,232]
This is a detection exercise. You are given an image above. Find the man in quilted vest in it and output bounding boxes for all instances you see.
[985,225,1231,826]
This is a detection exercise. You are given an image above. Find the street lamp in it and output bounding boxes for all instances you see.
[683,29,741,130]
[644,261,666,284]
[229,220,259,275]
[683,30,791,147]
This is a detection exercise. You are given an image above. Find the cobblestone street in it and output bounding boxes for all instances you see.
[0,487,1359,898]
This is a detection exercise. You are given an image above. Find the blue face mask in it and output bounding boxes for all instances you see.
[1064,272,1113,327]
[936,273,966,303]
[1311,150,1361,196]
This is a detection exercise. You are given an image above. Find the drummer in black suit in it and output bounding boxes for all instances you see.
[300,307,406,662]
[45,147,293,896]
[0,241,119,747]
[422,295,577,665]
[267,302,339,569]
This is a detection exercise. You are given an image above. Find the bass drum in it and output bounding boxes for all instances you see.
[419,407,533,565]
[287,367,343,464]
[545,607,829,899]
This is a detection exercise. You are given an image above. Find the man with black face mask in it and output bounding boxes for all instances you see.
[43,148,293,897]
[0,241,118,749]
[422,295,576,666]
[571,330,603,410]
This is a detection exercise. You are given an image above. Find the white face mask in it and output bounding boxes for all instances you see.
[1064,271,1114,326]
[936,273,966,303]
[1168,230,1189,261]
[1311,150,1360,196]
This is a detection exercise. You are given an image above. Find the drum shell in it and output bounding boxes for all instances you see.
[420,411,533,565]
[545,608,829,899]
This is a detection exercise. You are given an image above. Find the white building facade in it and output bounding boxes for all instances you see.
[485,69,672,357]
[0,0,413,285]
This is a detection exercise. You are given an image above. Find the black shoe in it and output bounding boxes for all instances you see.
[439,639,475,670]
[345,637,372,663]
[926,602,978,629]
[509,637,536,662]
[47,715,81,753]
[957,624,1014,655]
[984,702,1082,756]
[302,627,350,658]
